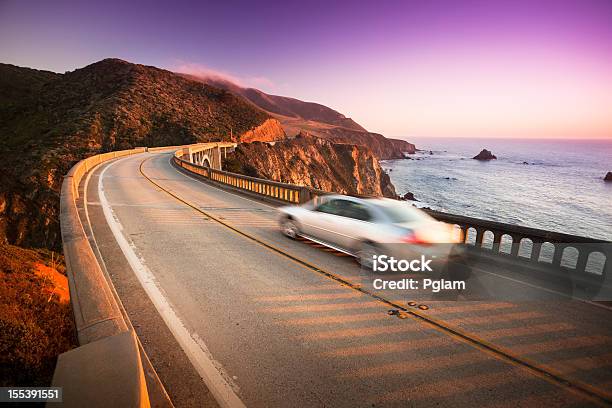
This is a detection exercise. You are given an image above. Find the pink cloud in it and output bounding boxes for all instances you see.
[172,61,275,91]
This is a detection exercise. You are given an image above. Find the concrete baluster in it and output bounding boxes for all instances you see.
[475,228,485,248]
[552,243,564,267]
[492,231,502,253]
[459,226,468,244]
[510,235,521,257]
[575,250,589,274]
[531,241,543,262]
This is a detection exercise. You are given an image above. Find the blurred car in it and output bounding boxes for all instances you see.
[278,195,463,269]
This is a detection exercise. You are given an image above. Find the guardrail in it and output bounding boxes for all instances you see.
[173,150,333,204]
[58,147,152,407]
[173,149,610,280]
[62,148,146,343]
[425,209,610,279]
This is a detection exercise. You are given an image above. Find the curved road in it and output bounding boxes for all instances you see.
[82,151,612,407]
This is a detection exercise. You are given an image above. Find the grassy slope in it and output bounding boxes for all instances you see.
[0,244,76,386]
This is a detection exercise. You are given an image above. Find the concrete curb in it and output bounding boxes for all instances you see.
[56,148,153,407]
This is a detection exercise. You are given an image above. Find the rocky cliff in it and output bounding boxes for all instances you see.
[239,118,286,143]
[0,59,283,250]
[224,134,397,198]
[297,125,416,160]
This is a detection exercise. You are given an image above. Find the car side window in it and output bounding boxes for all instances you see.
[344,202,372,221]
[315,199,342,215]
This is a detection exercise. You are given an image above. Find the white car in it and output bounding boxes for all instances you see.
[278,195,461,268]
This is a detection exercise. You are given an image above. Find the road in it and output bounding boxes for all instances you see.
[82,151,612,407]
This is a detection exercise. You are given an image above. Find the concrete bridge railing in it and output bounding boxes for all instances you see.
[174,149,610,282]
[173,146,324,204]
[425,209,611,281]
[182,142,236,169]
[57,147,152,407]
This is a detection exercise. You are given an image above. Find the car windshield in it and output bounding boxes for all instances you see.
[376,203,432,224]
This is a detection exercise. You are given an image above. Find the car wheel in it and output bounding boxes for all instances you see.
[357,241,378,270]
[281,218,299,239]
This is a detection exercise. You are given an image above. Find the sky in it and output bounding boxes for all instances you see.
[1,0,611,139]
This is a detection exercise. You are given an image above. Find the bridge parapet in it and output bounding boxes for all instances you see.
[173,147,324,204]
[424,209,610,281]
[182,142,236,169]
[58,147,157,407]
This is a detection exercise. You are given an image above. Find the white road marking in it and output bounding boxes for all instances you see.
[98,158,246,408]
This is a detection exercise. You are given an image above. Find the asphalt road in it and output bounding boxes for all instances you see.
[83,151,612,407]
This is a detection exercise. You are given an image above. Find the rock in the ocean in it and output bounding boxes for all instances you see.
[473,149,497,160]
[605,172,612,182]
[400,192,418,201]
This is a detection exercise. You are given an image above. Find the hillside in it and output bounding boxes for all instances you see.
[185,76,366,131]
[0,243,76,386]
[182,75,416,159]
[224,134,397,198]
[0,59,284,250]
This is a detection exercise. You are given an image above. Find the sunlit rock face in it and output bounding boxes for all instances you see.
[225,133,397,198]
[239,118,286,143]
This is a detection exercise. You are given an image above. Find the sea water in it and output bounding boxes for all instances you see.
[382,138,612,241]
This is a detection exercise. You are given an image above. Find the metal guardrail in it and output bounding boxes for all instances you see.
[174,149,610,279]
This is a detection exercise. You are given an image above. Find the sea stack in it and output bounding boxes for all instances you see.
[400,191,418,201]
[473,149,497,160]
[605,172,612,182]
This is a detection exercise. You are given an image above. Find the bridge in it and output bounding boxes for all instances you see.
[53,143,612,407]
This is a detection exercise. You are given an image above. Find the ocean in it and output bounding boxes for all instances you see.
[382,138,612,241]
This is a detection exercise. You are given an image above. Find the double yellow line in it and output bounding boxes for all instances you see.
[139,155,611,407]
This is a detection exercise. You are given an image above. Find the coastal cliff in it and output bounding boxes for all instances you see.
[225,134,397,198]
[306,127,416,159]
[239,118,286,143]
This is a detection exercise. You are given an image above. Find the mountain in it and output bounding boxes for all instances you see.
[224,134,397,198]
[0,58,285,250]
[192,77,366,131]
[181,75,416,160]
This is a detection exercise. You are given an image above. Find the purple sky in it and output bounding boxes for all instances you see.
[1,0,611,138]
